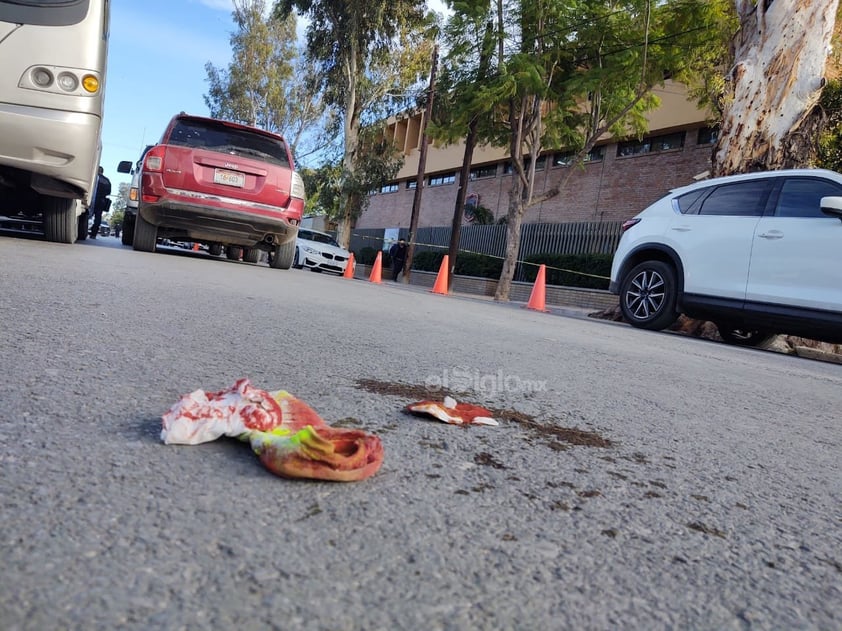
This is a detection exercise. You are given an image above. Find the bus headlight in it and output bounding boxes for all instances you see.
[20,66,100,96]
[57,72,79,92]
[32,68,53,87]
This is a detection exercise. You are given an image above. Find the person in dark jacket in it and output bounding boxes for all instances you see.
[89,166,111,238]
[389,238,408,281]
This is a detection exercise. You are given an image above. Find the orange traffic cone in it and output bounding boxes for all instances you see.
[369,251,383,284]
[430,255,449,295]
[525,264,548,312]
[343,252,356,279]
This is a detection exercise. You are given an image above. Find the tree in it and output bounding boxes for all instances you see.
[299,128,403,221]
[204,0,325,159]
[274,0,436,247]
[435,0,732,300]
[112,182,129,214]
[712,0,840,175]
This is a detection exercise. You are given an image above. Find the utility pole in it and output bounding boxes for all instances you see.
[403,43,439,284]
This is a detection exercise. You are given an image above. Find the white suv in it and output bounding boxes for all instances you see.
[610,169,842,345]
[117,144,153,246]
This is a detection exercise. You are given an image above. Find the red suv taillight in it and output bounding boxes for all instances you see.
[144,146,165,172]
[141,146,166,203]
[621,218,641,232]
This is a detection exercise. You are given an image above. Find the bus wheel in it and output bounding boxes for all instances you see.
[43,196,77,244]
[76,210,89,241]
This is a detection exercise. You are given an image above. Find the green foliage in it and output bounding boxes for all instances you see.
[357,247,380,266]
[112,182,129,213]
[299,163,342,218]
[522,254,613,290]
[274,0,436,240]
[465,203,495,225]
[818,78,842,173]
[430,0,735,298]
[204,0,324,157]
[409,250,443,271]
[107,208,125,228]
[411,250,503,278]
[433,0,736,180]
[344,128,405,221]
[409,249,611,289]
[356,246,391,267]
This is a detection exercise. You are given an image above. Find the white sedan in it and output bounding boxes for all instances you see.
[294,228,351,274]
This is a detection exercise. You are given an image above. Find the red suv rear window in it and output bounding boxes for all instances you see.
[167,118,291,169]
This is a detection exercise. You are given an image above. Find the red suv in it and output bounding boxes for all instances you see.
[132,113,305,268]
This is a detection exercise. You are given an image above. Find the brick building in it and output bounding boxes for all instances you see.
[357,81,716,230]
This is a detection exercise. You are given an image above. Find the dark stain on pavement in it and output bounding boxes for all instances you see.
[355,378,613,449]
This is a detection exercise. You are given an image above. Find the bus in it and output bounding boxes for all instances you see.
[0,0,109,243]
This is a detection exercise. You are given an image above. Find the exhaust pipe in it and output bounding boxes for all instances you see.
[263,234,276,245]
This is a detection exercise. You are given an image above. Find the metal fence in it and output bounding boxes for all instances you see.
[349,220,623,261]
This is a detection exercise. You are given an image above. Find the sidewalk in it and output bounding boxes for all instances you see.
[352,263,611,320]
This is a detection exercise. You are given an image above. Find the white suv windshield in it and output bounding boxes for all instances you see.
[300,230,339,246]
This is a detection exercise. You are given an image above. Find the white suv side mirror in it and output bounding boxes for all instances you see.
[820,196,842,220]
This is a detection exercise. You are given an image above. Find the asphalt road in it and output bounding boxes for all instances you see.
[1,234,840,631]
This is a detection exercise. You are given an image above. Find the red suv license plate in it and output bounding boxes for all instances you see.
[214,168,245,188]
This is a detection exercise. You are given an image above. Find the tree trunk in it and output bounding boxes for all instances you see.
[336,39,360,249]
[494,181,526,301]
[713,0,839,175]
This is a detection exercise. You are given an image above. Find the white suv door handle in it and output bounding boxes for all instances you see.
[671,226,691,232]
[758,230,784,240]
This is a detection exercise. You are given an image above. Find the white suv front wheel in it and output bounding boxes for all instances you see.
[619,260,679,331]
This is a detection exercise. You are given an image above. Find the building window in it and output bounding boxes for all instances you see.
[617,131,685,157]
[428,173,456,186]
[527,156,547,171]
[470,164,497,180]
[552,146,604,167]
[503,156,547,174]
[379,182,398,193]
[697,126,719,145]
[405,179,417,189]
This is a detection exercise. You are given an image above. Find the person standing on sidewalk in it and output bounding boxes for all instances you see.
[389,238,408,281]
[89,166,111,238]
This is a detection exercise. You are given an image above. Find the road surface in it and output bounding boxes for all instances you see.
[1,235,840,630]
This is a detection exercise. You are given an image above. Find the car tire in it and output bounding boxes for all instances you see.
[716,325,775,347]
[208,243,223,256]
[76,210,89,242]
[619,260,679,331]
[42,195,76,244]
[226,245,242,260]
[293,246,303,269]
[270,239,295,269]
[243,247,260,264]
[132,212,157,252]
[121,215,135,246]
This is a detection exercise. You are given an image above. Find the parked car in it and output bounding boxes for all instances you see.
[117,144,154,246]
[124,113,305,268]
[610,169,842,345]
[294,228,351,274]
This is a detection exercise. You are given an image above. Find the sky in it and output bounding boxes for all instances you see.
[100,0,448,194]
